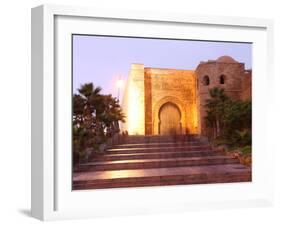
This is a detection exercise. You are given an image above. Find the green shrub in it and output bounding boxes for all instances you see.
[204,87,251,151]
[211,136,232,146]
[240,145,251,155]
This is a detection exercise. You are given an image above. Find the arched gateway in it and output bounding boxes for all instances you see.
[121,64,199,135]
[158,102,181,135]
[153,96,188,135]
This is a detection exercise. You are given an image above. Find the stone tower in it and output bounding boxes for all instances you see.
[195,55,248,135]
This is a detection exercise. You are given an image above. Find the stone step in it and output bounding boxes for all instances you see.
[106,145,211,155]
[122,135,206,144]
[113,141,203,149]
[75,155,239,172]
[93,150,221,161]
[73,164,251,190]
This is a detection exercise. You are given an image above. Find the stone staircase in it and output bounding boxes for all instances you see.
[73,135,251,190]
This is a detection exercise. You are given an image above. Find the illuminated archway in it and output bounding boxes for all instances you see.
[158,102,181,135]
[152,96,187,135]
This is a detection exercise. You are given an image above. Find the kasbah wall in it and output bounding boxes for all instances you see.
[121,56,252,136]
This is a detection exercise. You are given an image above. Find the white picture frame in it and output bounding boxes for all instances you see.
[31,4,274,221]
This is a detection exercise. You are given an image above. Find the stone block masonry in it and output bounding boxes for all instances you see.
[121,56,251,136]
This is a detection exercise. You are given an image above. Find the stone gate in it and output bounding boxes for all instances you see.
[121,56,251,136]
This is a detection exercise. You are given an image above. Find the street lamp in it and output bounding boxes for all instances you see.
[116,77,124,101]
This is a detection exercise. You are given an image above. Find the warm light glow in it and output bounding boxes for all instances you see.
[106,170,144,178]
[127,83,143,135]
[121,64,145,135]
[116,79,124,88]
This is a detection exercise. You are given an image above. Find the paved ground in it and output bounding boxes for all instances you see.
[73,135,251,190]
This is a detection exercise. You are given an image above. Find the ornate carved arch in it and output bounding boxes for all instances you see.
[152,96,187,135]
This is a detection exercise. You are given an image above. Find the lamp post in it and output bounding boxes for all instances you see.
[116,76,124,138]
[116,76,124,101]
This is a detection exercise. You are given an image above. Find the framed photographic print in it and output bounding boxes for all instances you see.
[31,4,274,221]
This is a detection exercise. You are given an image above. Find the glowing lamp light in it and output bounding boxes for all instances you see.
[116,79,124,88]
[116,77,124,101]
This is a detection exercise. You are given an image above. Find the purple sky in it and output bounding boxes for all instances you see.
[73,35,252,100]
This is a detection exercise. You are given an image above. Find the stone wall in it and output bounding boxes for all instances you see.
[144,68,198,135]
[121,56,251,136]
[195,57,249,135]
[121,64,145,135]
[241,70,252,101]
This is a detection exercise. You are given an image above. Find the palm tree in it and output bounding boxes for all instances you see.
[78,83,101,98]
[101,95,125,136]
[205,87,229,137]
[205,87,251,147]
[73,94,85,126]
[73,82,125,164]
[77,83,102,129]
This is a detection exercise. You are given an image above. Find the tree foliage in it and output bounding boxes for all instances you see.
[73,83,125,164]
[204,87,251,147]
[204,87,230,137]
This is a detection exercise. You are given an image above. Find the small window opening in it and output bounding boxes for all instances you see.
[203,75,210,86]
[220,75,225,84]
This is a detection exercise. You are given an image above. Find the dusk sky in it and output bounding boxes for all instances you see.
[73,35,252,100]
